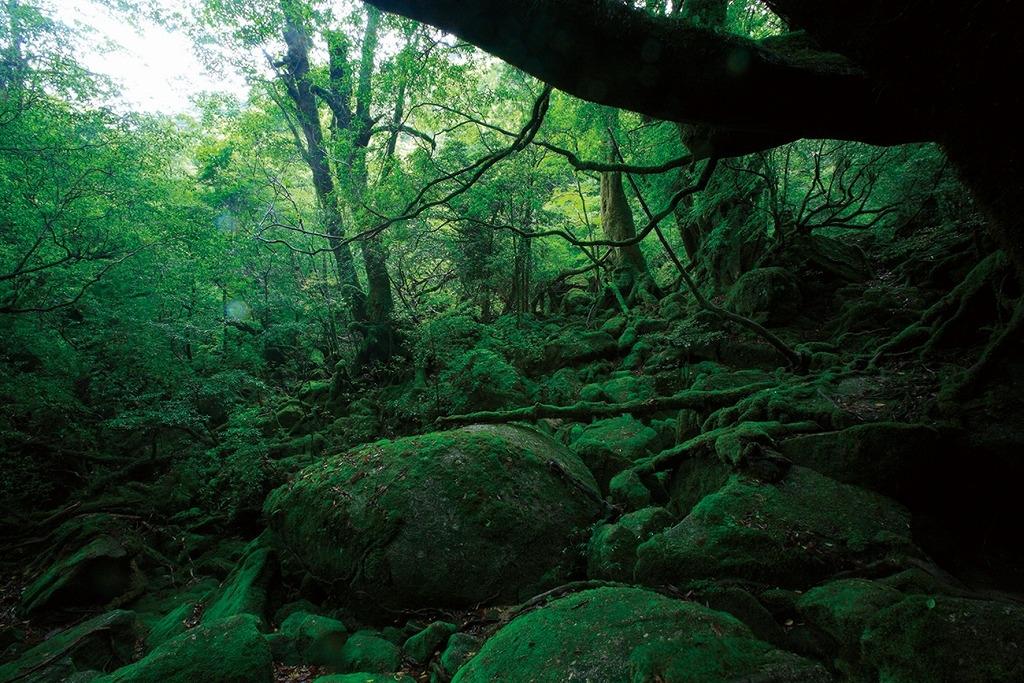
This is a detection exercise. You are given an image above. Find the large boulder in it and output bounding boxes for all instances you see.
[265,424,602,612]
[98,615,272,683]
[636,467,917,588]
[862,595,1024,683]
[796,578,904,678]
[453,587,828,682]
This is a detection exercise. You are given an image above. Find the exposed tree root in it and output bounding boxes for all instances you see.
[434,383,773,428]
[939,295,1024,405]
[871,251,1010,367]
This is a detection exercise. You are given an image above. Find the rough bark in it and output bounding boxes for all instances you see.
[279,3,364,318]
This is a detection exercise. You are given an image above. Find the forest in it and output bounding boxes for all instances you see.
[1,0,1022,681]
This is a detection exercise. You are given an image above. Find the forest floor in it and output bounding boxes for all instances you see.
[2,226,1024,682]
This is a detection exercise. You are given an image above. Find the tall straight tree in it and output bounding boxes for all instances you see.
[277,0,366,321]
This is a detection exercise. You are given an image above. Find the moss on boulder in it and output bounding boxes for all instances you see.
[543,329,617,369]
[636,467,917,588]
[796,578,903,678]
[0,610,139,683]
[336,632,401,673]
[438,633,481,680]
[587,507,674,581]
[97,614,272,683]
[862,595,1024,683]
[569,415,659,491]
[18,514,140,617]
[725,267,802,325]
[402,621,457,665]
[453,587,828,682]
[265,424,602,613]
[201,542,277,627]
[268,612,348,667]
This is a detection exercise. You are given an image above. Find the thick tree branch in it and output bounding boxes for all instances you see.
[363,0,932,155]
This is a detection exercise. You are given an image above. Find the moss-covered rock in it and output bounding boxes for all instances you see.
[277,402,306,431]
[336,632,401,673]
[796,578,903,677]
[18,514,141,616]
[539,367,581,404]
[269,612,348,667]
[636,467,916,588]
[402,620,457,665]
[0,610,139,683]
[686,582,788,647]
[135,578,218,649]
[453,587,828,682]
[98,615,272,683]
[587,507,674,581]
[725,267,802,325]
[779,422,942,497]
[601,373,656,403]
[608,468,653,510]
[861,595,1024,683]
[201,542,277,627]
[543,329,617,369]
[569,415,659,491]
[265,424,602,613]
[438,633,481,680]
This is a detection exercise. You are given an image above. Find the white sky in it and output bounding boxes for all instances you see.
[52,0,249,114]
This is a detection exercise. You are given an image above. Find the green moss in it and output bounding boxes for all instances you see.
[725,266,802,325]
[269,611,348,666]
[439,348,526,413]
[453,587,827,682]
[19,525,134,616]
[0,610,138,682]
[201,543,276,627]
[570,415,659,491]
[97,615,272,683]
[863,595,1024,683]
[277,402,305,431]
[336,632,401,673]
[265,424,601,614]
[636,467,917,588]
[587,507,674,581]
[539,367,581,404]
[543,328,617,369]
[797,578,903,677]
[601,373,656,403]
[438,633,481,679]
[608,468,652,509]
[402,620,457,664]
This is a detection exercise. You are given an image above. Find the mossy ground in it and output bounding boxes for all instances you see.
[4,228,1024,683]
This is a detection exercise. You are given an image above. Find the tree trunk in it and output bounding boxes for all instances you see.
[279,3,365,320]
[599,114,655,300]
